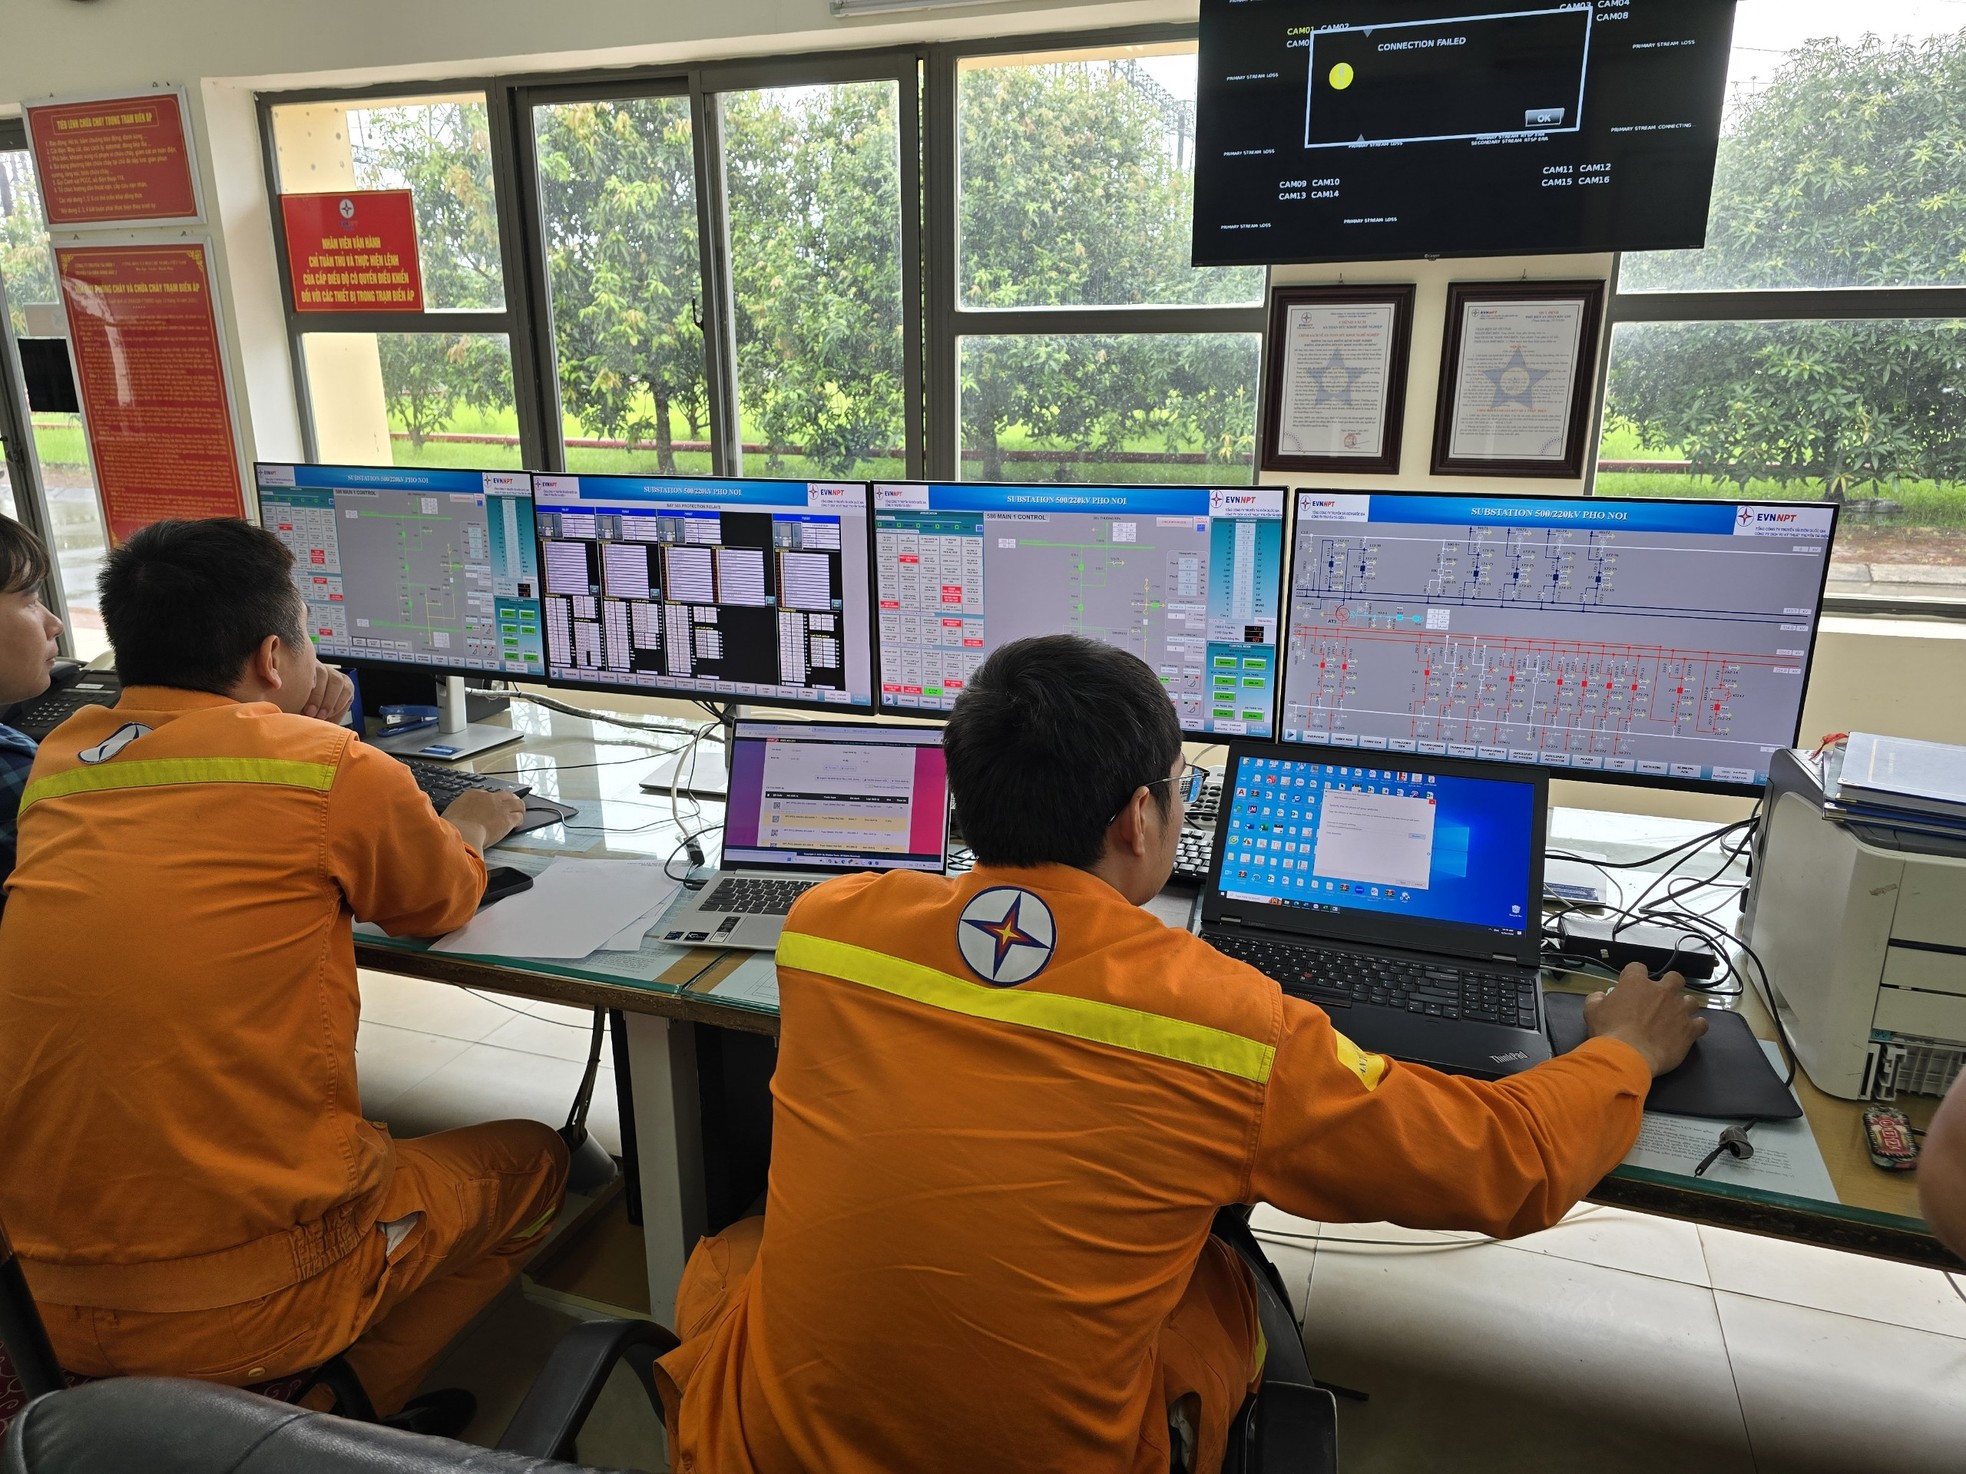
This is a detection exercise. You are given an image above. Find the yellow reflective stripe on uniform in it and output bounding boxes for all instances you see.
[1331,1030,1389,1091]
[21,757,339,811]
[778,931,1275,1085]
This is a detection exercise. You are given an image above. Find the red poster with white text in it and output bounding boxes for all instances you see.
[56,244,245,544]
[281,190,425,312]
[26,92,201,226]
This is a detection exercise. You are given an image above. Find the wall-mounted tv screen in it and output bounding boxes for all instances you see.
[1193,0,1737,265]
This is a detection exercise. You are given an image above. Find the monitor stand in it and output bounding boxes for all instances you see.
[371,675,523,763]
[637,702,745,798]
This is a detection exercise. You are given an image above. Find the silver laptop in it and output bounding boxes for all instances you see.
[660,720,951,951]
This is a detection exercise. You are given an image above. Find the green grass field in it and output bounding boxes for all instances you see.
[31,409,1966,523]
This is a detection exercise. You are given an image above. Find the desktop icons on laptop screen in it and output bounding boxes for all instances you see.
[1212,750,1539,939]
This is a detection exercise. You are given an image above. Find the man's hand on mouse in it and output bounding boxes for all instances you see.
[1583,961,1710,1077]
[440,787,526,855]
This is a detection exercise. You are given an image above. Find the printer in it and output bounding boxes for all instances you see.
[1744,749,1966,1102]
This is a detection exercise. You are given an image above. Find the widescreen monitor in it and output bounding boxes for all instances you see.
[1277,490,1837,794]
[531,474,876,712]
[1192,0,1737,265]
[873,483,1286,737]
[256,463,546,678]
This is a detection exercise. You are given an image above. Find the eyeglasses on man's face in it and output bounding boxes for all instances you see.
[1107,763,1208,827]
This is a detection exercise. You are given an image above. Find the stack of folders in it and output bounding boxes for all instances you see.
[1822,732,1966,845]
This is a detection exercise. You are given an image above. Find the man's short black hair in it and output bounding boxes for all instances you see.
[0,514,51,598]
[100,519,308,694]
[943,635,1184,869]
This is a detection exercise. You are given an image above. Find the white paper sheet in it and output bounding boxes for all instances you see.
[595,878,684,952]
[431,859,676,960]
[704,956,780,1011]
[1621,1043,1839,1203]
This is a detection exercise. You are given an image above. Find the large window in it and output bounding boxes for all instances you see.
[1603,3,1966,607]
[267,92,522,468]
[261,29,1254,500]
[0,139,112,657]
[943,42,1265,482]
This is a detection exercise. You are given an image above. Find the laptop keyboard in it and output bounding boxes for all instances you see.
[1205,931,1540,1030]
[701,876,819,916]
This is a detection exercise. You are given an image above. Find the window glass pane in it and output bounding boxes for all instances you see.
[270,94,505,311]
[1602,318,1966,603]
[1,146,111,657]
[1621,4,1966,292]
[301,332,521,469]
[958,45,1263,309]
[723,81,907,479]
[958,333,1260,482]
[533,97,710,474]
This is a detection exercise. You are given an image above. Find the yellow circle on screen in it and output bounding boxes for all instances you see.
[1329,62,1355,90]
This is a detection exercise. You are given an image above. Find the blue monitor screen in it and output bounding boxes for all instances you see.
[1213,751,1537,937]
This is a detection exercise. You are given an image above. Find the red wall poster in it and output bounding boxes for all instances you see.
[55,243,246,544]
[280,189,425,311]
[25,90,202,227]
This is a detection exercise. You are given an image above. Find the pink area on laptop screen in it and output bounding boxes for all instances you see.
[908,745,948,854]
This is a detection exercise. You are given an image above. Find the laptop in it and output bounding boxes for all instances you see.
[660,720,951,951]
[1196,744,1553,1078]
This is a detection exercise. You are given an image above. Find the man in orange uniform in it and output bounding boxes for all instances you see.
[656,634,1706,1474]
[0,519,566,1434]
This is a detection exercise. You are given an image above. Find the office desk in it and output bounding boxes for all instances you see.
[355,706,1958,1325]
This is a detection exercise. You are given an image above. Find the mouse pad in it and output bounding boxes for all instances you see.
[1543,991,1803,1121]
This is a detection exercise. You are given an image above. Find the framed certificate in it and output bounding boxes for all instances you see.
[1261,283,1415,475]
[1431,280,1605,479]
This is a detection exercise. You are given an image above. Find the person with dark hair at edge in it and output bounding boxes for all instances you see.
[0,513,66,917]
[0,519,565,1438]
[653,633,1708,1474]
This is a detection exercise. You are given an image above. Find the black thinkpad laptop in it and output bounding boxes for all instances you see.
[1197,745,1553,1078]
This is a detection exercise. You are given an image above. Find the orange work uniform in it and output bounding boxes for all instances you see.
[0,688,567,1415]
[656,863,1652,1474]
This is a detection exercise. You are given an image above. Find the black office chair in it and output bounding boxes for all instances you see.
[0,1209,372,1439]
[1211,1208,1340,1474]
[3,1318,681,1474]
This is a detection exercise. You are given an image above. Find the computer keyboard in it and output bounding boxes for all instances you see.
[1188,775,1222,828]
[1173,826,1215,881]
[1204,931,1540,1029]
[701,876,819,916]
[401,759,529,811]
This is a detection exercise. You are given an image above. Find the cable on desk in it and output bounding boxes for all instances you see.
[464,687,716,737]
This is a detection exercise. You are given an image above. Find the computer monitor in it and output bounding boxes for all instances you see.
[256,463,546,678]
[873,483,1287,737]
[1193,0,1737,265]
[530,474,876,712]
[1278,490,1838,793]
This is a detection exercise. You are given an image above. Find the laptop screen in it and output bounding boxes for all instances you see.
[722,721,949,872]
[1211,753,1538,939]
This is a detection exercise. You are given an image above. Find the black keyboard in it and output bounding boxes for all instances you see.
[1173,826,1215,881]
[1188,776,1222,828]
[6,674,121,740]
[701,876,819,916]
[1205,931,1540,1030]
[401,760,529,811]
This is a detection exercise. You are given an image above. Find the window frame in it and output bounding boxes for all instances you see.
[1600,270,1966,620]
[923,26,1268,482]
[0,117,87,653]
[257,25,1264,496]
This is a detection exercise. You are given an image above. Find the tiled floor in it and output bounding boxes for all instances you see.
[362,971,1966,1473]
